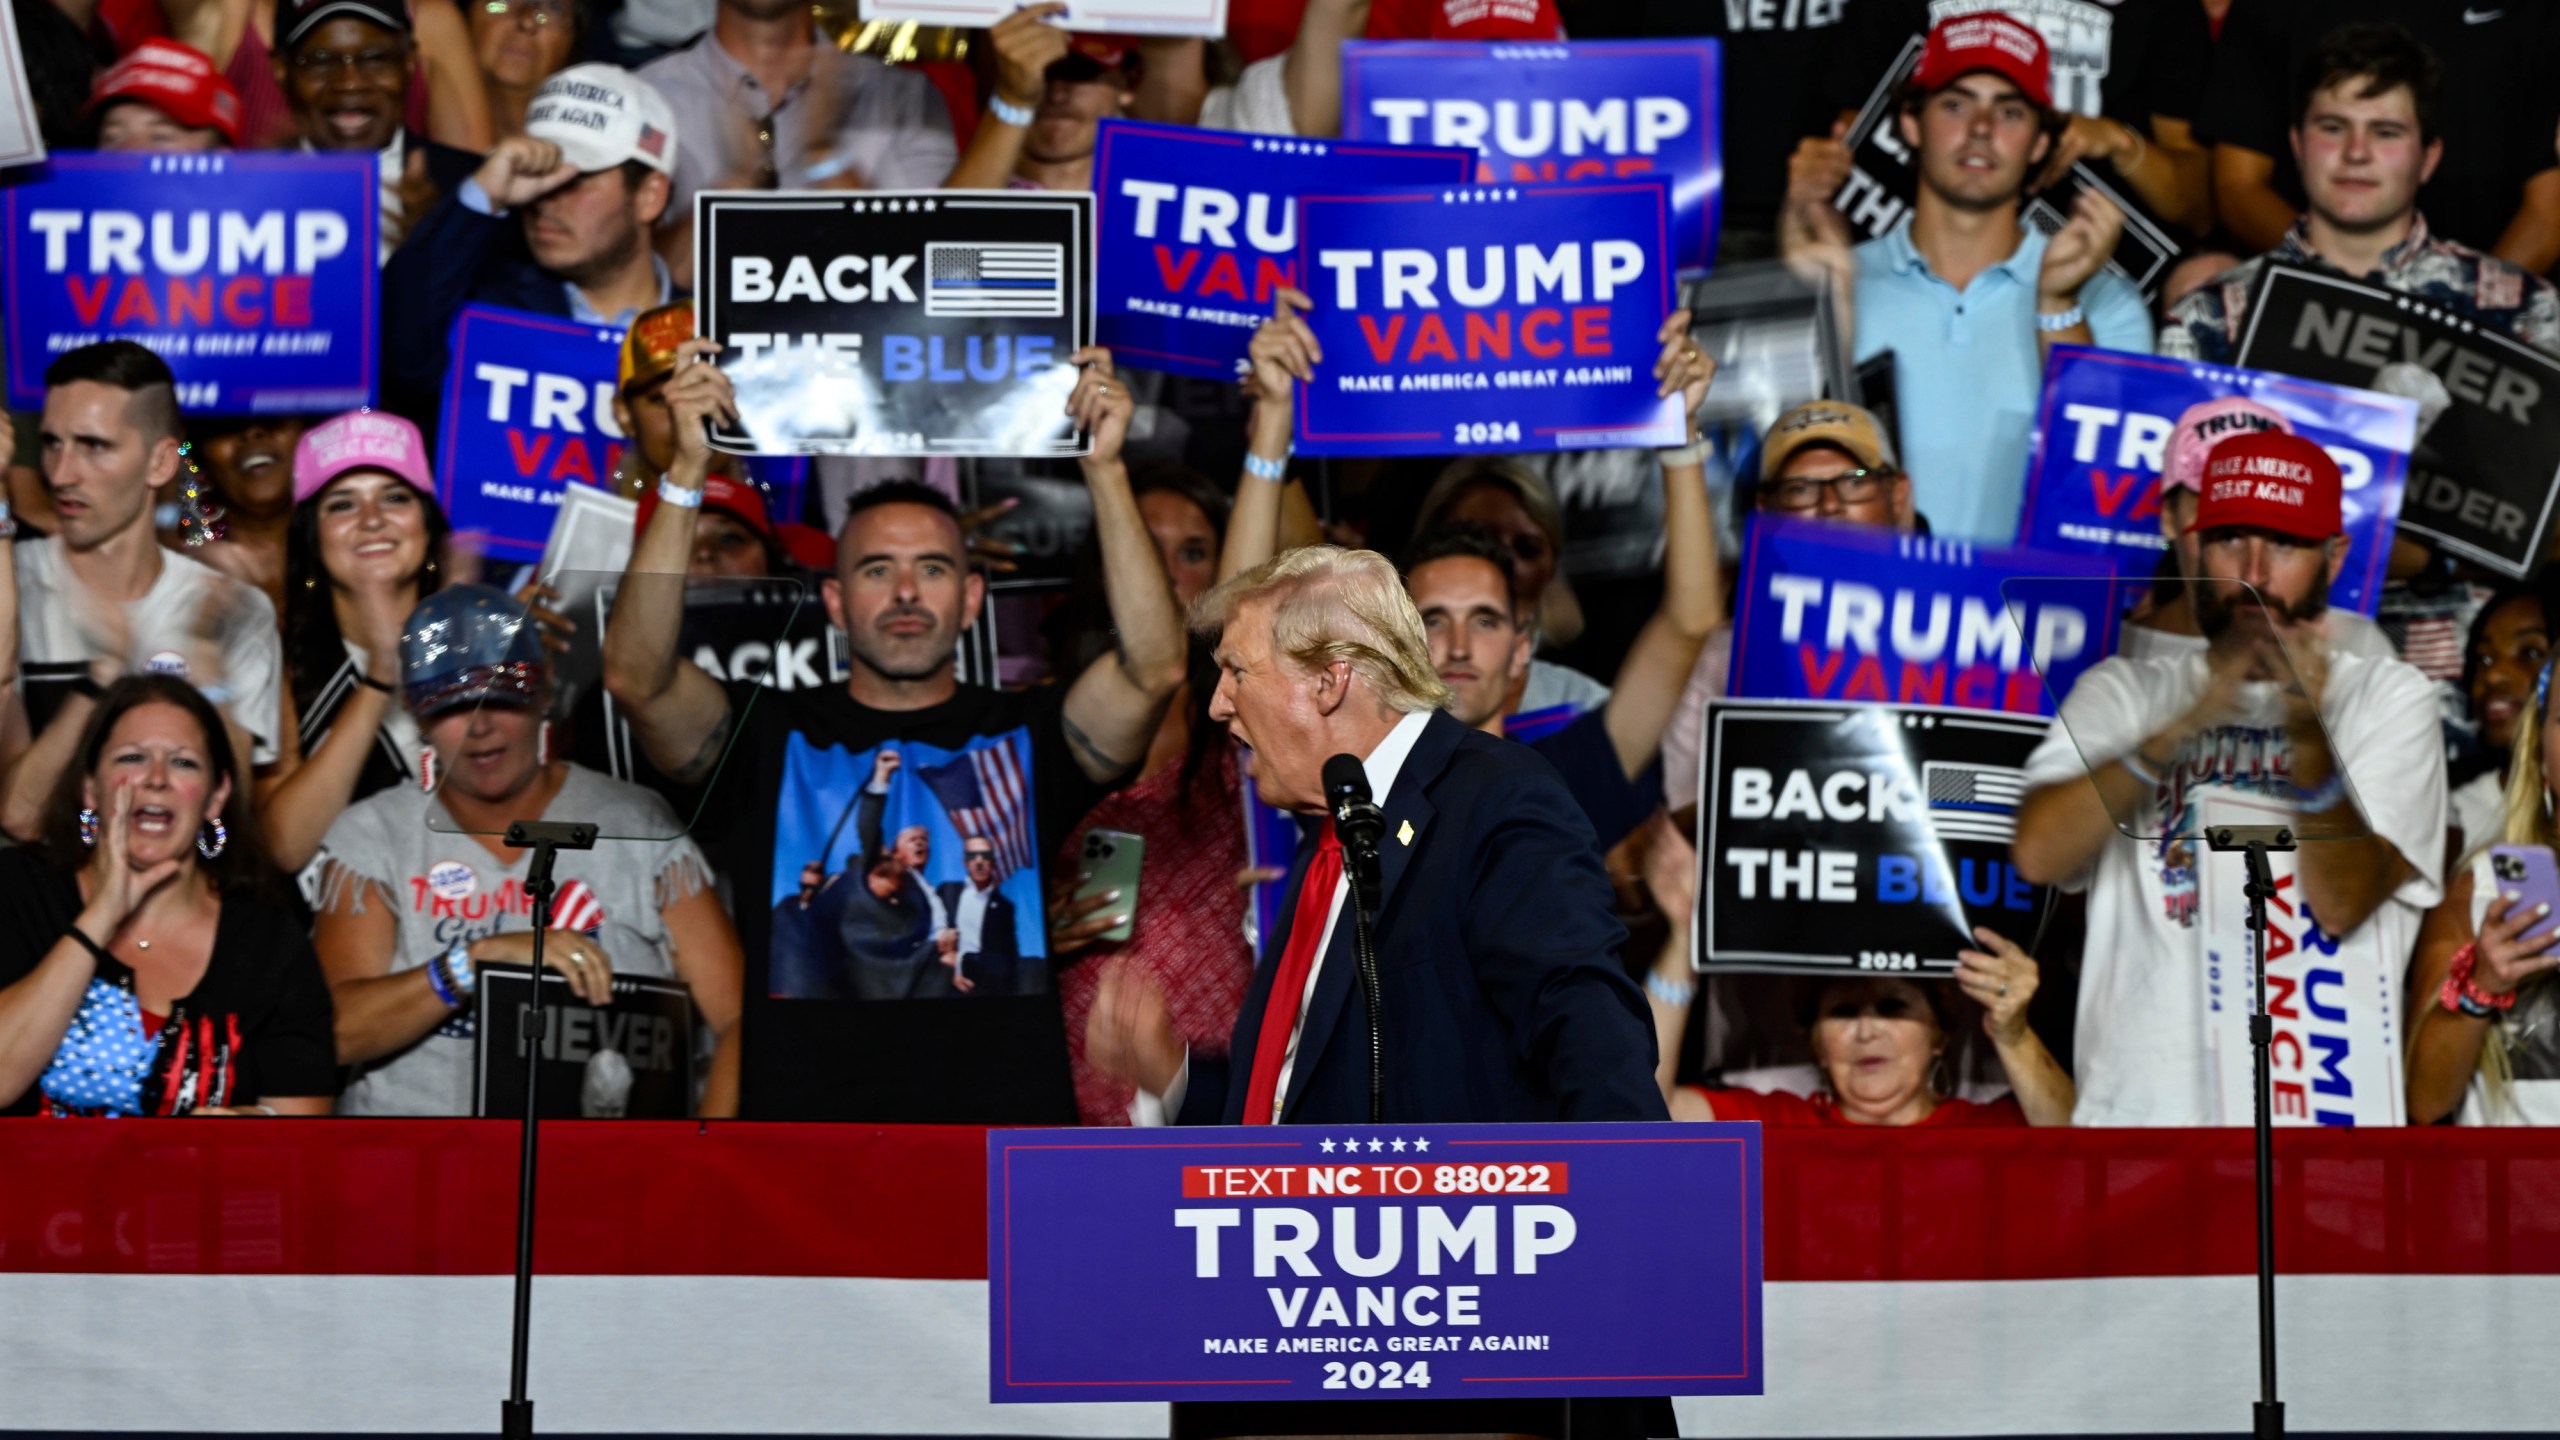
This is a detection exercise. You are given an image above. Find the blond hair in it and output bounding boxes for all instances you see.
[2467,674,2560,1118]
[1193,545,1451,715]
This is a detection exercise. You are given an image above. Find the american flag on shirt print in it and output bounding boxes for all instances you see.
[550,879,605,937]
[916,740,1036,880]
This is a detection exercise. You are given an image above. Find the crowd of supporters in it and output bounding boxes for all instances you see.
[2,0,2558,1133]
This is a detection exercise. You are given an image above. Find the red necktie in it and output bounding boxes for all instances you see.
[1241,817,1342,1125]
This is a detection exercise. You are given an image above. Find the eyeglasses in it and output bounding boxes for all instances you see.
[965,849,996,863]
[480,0,571,25]
[289,45,409,79]
[1759,468,1890,513]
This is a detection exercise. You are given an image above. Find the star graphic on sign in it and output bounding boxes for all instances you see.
[1390,1138,1407,1152]
[1320,1138,1336,1153]
[1412,1137,1430,1152]
[1368,1138,1386,1153]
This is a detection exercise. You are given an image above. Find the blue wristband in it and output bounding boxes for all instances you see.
[1243,450,1289,482]
[424,951,458,1008]
[988,94,1034,127]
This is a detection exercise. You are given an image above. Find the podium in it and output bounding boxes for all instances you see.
[986,1122,1763,1436]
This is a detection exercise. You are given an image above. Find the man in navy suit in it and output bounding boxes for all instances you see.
[381,62,680,425]
[1090,544,1668,1438]
[1092,543,1666,1128]
[935,839,1025,996]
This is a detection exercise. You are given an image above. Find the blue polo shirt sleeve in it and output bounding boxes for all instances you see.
[1527,709,1662,854]
[2082,267,2155,356]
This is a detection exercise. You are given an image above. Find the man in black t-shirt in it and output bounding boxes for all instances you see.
[602,340,1188,1121]
[2202,1,2560,270]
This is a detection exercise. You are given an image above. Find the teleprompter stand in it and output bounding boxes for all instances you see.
[2205,823,2290,1440]
[499,819,598,1440]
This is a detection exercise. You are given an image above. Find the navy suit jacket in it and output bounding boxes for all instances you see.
[1177,710,1667,1127]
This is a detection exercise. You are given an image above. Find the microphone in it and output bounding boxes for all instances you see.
[1323,753,1386,860]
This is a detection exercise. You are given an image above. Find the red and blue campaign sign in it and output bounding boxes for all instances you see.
[2020,346,2414,616]
[2,152,377,413]
[1341,41,1721,275]
[987,1122,1762,1403]
[437,304,629,560]
[1293,181,1682,457]
[1091,119,1472,381]
[1729,520,2118,717]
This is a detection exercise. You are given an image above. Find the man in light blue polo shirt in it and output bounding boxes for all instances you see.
[1782,12,2152,544]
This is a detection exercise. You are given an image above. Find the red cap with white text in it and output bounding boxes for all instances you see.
[1914,13,2053,112]
[2190,431,2343,542]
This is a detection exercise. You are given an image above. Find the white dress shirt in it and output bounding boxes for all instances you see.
[957,880,994,956]
[1143,709,1434,1125]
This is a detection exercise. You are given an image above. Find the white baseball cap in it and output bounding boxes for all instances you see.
[525,63,678,176]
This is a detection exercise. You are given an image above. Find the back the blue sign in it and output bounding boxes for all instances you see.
[1092,119,1472,381]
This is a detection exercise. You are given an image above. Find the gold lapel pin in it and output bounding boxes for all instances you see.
[1397,819,1415,847]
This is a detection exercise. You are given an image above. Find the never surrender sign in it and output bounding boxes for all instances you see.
[1728,520,2117,716]
[3,152,376,412]
[2020,345,2413,615]
[697,190,1093,457]
[1698,701,2051,975]
[1091,119,1472,379]
[2233,264,2560,579]
[1294,182,1682,456]
[987,1122,1761,1402]
[438,304,627,561]
[1342,40,1722,275]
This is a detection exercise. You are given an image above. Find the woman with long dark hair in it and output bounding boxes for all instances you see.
[1046,465,1260,1124]
[0,675,335,1116]
[261,410,450,871]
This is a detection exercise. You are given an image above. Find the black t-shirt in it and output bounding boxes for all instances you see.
[1826,0,2210,128]
[2200,0,2560,256]
[0,849,337,1116]
[694,681,1106,1122]
[1569,0,1861,237]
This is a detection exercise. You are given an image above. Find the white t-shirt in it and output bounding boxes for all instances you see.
[1199,54,1294,136]
[2116,607,2399,664]
[2021,648,2447,1126]
[2451,770,2507,857]
[16,537,284,765]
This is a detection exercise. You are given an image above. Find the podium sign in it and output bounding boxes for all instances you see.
[987,1122,1762,1402]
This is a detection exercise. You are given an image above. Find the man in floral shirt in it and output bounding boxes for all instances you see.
[2161,23,2560,365]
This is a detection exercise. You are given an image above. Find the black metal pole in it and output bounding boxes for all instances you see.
[496,820,596,1440]
[501,841,557,1440]
[2240,838,2285,1440]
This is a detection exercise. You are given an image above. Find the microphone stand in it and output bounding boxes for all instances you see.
[500,819,598,1440]
[1343,843,1384,1123]
[2206,823,2291,1440]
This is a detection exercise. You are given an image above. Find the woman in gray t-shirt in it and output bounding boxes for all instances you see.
[309,585,744,1116]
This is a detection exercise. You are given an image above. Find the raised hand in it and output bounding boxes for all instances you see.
[2475,892,2560,998]
[661,337,737,476]
[1955,927,2039,1044]
[988,2,1072,113]
[1065,347,1134,466]
[1085,958,1183,1094]
[1650,308,1716,427]
[2036,188,2124,311]
[84,780,181,933]
[471,135,580,210]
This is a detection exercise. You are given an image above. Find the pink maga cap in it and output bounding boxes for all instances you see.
[2161,397,2292,498]
[293,409,431,505]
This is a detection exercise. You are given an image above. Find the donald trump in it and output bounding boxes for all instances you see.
[1089,544,1666,1127]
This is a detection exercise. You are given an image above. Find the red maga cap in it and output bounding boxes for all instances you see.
[89,39,244,145]
[2191,431,2343,542]
[1914,13,2053,112]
